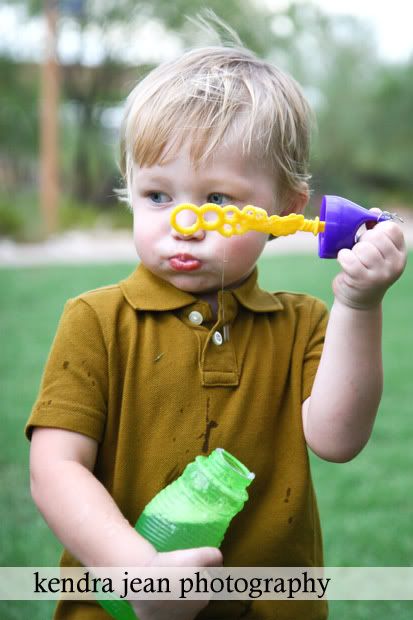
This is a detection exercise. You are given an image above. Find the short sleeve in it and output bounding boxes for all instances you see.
[302,298,329,402]
[25,298,108,442]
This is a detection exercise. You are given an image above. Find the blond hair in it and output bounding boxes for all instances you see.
[119,44,312,207]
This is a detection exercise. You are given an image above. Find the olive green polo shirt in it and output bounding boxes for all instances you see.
[27,264,328,620]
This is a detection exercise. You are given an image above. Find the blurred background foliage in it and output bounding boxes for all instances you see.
[0,0,412,239]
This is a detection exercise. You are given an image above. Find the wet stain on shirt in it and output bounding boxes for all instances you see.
[197,397,219,453]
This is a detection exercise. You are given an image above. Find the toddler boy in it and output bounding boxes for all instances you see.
[27,40,406,620]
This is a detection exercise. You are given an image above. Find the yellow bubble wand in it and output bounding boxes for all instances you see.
[170,203,325,239]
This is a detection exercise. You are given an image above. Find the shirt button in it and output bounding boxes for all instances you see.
[212,331,223,346]
[188,310,203,325]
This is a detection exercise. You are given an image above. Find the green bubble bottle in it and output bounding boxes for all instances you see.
[98,448,255,619]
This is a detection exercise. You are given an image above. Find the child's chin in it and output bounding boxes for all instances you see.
[169,274,215,293]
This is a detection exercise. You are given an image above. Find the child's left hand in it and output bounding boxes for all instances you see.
[333,212,407,310]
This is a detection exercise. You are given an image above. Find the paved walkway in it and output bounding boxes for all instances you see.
[1,211,411,266]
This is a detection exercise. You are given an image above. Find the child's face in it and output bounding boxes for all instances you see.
[131,141,280,295]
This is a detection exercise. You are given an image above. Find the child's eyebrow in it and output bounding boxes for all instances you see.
[134,173,171,186]
[200,175,253,194]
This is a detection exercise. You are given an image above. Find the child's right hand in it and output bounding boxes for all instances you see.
[131,546,223,620]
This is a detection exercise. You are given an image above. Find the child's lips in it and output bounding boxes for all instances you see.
[169,253,202,271]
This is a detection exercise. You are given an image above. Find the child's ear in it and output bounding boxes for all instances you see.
[279,190,309,216]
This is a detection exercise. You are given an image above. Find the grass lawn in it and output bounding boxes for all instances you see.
[1,253,412,619]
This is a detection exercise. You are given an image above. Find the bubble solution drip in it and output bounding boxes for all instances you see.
[98,449,255,619]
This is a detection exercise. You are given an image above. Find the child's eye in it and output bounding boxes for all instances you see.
[148,192,171,204]
[207,193,231,206]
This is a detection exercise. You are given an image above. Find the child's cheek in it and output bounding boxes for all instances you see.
[227,232,266,260]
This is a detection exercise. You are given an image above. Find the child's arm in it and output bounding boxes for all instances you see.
[303,220,407,462]
[30,427,223,570]
[30,427,157,566]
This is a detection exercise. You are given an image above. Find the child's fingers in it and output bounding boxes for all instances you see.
[351,240,383,270]
[153,547,223,567]
[336,248,360,276]
[379,221,406,253]
[337,245,378,276]
[357,222,406,271]
[364,210,405,250]
[191,546,223,567]
[358,226,396,255]
[334,212,407,308]
[362,219,404,246]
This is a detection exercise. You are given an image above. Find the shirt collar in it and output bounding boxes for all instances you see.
[120,263,283,313]
[232,268,284,312]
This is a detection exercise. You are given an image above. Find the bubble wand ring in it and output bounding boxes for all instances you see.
[171,203,250,237]
[170,203,203,236]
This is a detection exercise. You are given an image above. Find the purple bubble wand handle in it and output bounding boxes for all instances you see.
[318,195,400,258]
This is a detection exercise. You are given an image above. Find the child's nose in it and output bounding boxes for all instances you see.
[171,206,206,240]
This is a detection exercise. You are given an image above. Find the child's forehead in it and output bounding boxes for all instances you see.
[135,137,267,174]
[134,126,269,171]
